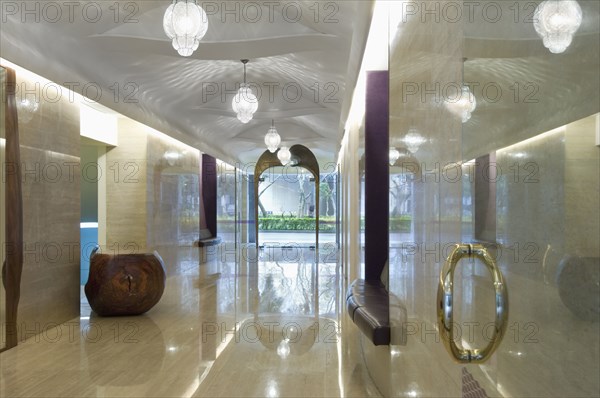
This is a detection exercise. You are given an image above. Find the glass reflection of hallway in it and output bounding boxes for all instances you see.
[0,245,380,397]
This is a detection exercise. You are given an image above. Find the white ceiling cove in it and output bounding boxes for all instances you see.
[0,1,374,165]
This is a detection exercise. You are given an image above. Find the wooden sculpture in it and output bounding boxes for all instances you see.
[85,249,166,316]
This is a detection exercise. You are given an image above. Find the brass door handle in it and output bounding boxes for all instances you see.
[437,243,508,363]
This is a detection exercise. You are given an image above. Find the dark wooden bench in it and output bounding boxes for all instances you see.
[193,236,222,247]
[193,228,222,247]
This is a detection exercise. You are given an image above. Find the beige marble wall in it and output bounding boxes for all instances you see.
[105,118,148,252]
[565,115,600,258]
[16,73,81,342]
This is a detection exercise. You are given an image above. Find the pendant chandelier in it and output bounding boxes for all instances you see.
[163,0,208,57]
[264,120,281,153]
[448,85,477,123]
[445,58,477,123]
[277,146,292,166]
[534,0,582,54]
[232,59,258,123]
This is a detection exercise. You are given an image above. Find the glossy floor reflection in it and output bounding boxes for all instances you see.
[0,246,380,398]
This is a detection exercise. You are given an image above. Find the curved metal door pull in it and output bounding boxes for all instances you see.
[437,243,508,363]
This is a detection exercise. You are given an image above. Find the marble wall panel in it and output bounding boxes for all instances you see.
[16,74,80,342]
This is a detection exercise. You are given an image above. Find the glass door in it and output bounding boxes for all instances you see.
[459,0,599,395]
[389,1,599,396]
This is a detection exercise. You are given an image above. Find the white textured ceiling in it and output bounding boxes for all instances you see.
[0,1,374,165]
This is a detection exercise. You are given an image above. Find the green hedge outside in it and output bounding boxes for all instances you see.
[258,216,412,232]
[259,217,336,232]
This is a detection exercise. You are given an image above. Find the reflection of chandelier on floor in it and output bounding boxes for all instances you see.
[232,60,258,124]
[163,0,208,57]
[534,0,582,54]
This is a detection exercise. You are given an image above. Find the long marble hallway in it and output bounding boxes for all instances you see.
[0,246,380,397]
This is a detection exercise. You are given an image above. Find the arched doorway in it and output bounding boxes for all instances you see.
[254,145,320,248]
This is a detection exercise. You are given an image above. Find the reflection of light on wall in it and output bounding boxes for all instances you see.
[216,158,236,172]
[182,375,201,398]
[497,126,565,155]
[336,320,345,398]
[266,380,279,398]
[596,113,600,146]
[80,104,118,146]
[0,57,90,105]
[80,222,98,229]
[343,0,390,137]
[1,58,57,87]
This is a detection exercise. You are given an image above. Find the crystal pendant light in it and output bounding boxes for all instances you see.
[534,0,582,54]
[277,146,291,166]
[232,59,258,123]
[163,0,208,57]
[404,128,427,154]
[445,58,477,123]
[451,85,477,123]
[389,148,401,166]
[264,120,281,153]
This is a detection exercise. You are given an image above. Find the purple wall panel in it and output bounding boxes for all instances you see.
[365,71,389,281]
[202,154,217,237]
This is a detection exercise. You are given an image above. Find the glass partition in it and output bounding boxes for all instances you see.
[0,66,6,351]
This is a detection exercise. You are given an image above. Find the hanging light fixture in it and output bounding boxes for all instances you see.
[445,58,477,123]
[446,85,477,123]
[163,0,208,57]
[264,119,281,153]
[389,148,401,166]
[232,59,258,123]
[277,146,292,166]
[534,0,582,54]
[403,128,427,154]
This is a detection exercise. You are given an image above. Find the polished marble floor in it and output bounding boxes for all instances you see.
[0,246,380,397]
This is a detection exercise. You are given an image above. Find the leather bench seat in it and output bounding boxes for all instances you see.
[346,278,390,346]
